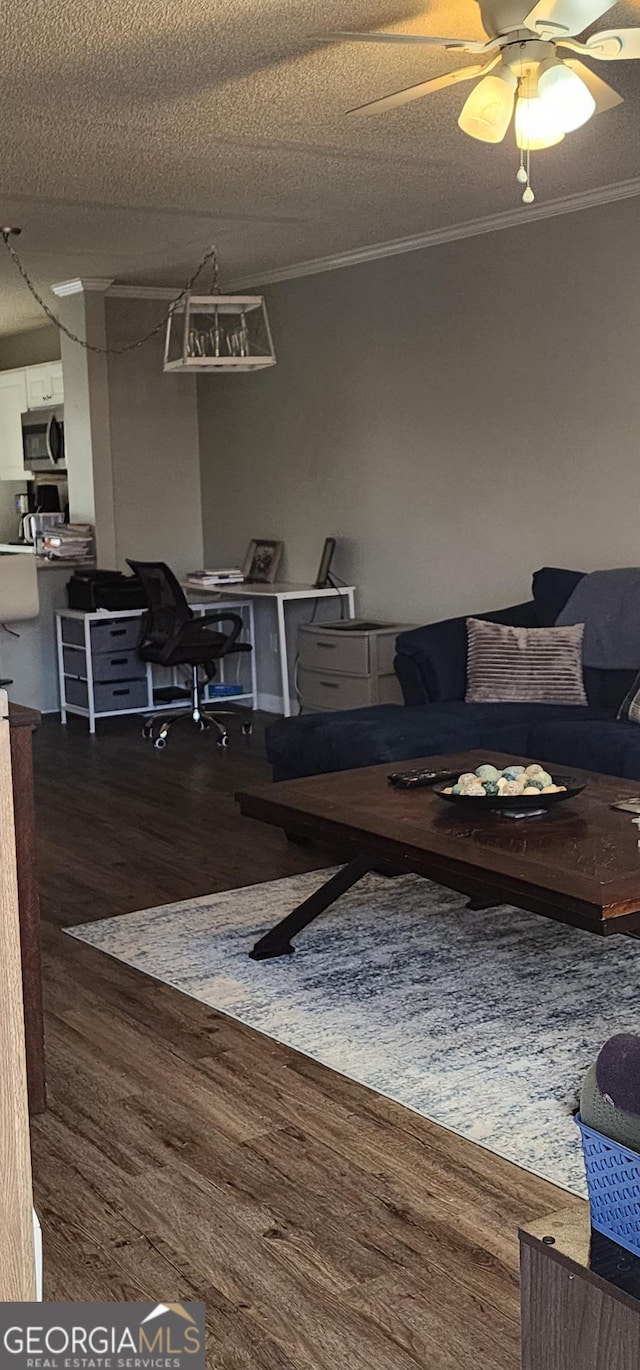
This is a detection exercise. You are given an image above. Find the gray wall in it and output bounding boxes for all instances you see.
[60,294,203,572]
[105,298,203,575]
[0,325,60,371]
[198,196,640,629]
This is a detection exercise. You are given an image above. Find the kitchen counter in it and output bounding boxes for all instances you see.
[36,558,94,571]
[0,542,93,571]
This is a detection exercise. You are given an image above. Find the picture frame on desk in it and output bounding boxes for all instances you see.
[315,537,336,589]
[242,539,283,584]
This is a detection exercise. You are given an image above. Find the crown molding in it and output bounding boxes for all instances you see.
[51,277,114,297]
[51,280,180,301]
[232,175,640,289]
[106,284,183,301]
[49,174,640,305]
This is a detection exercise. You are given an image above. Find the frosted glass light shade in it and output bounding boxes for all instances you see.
[515,96,565,149]
[537,62,596,132]
[458,65,517,143]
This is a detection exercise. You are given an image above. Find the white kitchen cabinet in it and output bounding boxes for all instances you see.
[26,362,63,410]
[0,370,28,481]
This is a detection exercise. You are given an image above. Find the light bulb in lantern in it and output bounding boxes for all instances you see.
[537,62,596,132]
[458,64,517,143]
[515,95,565,150]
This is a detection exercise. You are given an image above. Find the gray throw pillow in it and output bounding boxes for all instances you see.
[465,618,587,705]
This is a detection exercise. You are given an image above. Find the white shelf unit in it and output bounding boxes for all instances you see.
[55,599,257,734]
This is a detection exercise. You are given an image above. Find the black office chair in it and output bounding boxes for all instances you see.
[127,559,253,751]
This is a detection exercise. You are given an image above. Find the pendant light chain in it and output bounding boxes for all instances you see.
[0,229,220,356]
[209,248,221,295]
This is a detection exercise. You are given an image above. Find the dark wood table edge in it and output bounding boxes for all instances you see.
[236,787,640,957]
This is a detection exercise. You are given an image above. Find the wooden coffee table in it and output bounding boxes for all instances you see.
[237,749,640,960]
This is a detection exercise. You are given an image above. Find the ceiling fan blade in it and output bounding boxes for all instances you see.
[523,0,615,39]
[347,59,496,116]
[316,31,494,53]
[563,58,623,110]
[583,28,640,58]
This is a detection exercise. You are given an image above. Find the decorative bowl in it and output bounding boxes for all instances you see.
[433,774,586,813]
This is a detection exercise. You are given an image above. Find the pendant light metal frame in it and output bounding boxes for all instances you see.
[163,293,276,373]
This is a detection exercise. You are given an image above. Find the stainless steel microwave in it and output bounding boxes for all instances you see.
[22,407,65,472]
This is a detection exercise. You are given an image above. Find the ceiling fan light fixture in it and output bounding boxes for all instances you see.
[537,61,596,130]
[515,94,565,149]
[457,64,517,142]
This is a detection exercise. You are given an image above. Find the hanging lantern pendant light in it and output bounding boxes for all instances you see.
[164,248,276,373]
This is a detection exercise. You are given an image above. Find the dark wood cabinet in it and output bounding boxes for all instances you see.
[520,1206,640,1369]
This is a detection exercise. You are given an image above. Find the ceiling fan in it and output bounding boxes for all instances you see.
[318,0,635,201]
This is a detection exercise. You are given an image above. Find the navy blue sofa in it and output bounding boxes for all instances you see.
[266,567,640,783]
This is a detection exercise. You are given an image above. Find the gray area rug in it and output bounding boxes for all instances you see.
[67,869,640,1195]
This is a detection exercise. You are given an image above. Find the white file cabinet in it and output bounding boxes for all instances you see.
[56,600,257,733]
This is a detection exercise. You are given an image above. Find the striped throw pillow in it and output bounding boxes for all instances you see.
[465,618,587,705]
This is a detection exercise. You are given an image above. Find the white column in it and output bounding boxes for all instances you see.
[56,281,117,568]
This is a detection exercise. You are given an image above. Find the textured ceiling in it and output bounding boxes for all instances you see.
[1,0,640,335]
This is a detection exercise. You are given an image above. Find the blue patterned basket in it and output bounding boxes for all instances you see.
[576,1112,640,1257]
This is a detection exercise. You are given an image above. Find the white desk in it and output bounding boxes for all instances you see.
[187,582,356,717]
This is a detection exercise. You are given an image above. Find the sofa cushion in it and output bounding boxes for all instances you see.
[528,717,640,782]
[583,667,637,712]
[531,566,585,626]
[266,702,610,780]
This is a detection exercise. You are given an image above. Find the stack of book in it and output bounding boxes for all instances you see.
[184,568,245,589]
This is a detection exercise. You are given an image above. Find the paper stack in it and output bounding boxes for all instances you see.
[184,568,245,588]
[41,524,95,562]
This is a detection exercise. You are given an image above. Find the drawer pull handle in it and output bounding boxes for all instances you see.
[112,689,130,697]
[316,642,335,649]
[110,657,128,665]
[109,629,127,638]
[320,680,339,689]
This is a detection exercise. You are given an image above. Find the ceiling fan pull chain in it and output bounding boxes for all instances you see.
[522,148,535,204]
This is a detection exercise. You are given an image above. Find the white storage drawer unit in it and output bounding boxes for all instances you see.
[60,611,150,724]
[296,620,413,712]
[56,601,257,733]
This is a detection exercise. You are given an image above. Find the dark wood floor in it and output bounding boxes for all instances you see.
[31,712,580,1367]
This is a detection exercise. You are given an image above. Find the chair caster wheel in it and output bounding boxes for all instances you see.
[241,722,253,736]
[142,722,154,739]
[216,734,230,750]
[199,719,211,732]
[154,735,167,750]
